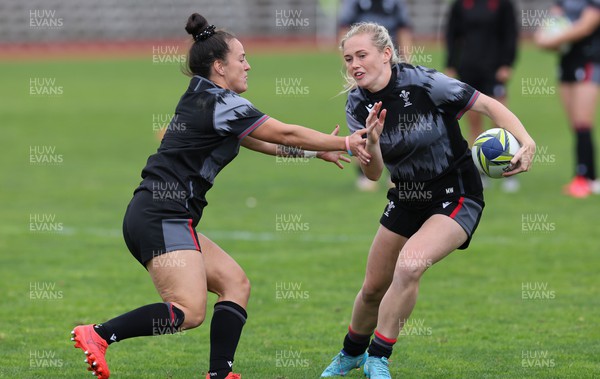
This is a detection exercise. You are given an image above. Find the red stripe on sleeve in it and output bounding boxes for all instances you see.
[238,115,270,139]
[456,91,480,120]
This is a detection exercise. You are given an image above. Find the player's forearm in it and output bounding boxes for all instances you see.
[250,118,345,152]
[283,124,346,152]
[241,136,277,155]
[242,136,316,158]
[361,140,384,180]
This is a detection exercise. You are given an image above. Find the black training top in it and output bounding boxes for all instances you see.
[135,75,270,223]
[445,0,518,72]
[557,0,600,62]
[346,63,483,201]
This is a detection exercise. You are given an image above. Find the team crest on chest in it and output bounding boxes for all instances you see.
[400,90,412,107]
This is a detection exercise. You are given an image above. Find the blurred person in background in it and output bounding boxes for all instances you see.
[445,0,520,192]
[535,0,600,197]
[338,0,414,191]
[69,13,370,379]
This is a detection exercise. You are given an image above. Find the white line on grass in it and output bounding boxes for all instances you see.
[2,225,529,245]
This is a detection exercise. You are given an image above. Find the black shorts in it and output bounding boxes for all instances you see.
[458,67,506,98]
[380,187,484,250]
[559,56,600,84]
[122,190,201,267]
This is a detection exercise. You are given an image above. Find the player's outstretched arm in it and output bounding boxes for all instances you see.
[249,117,371,165]
[470,94,536,176]
[240,127,351,169]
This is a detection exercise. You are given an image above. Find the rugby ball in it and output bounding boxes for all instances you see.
[471,128,521,179]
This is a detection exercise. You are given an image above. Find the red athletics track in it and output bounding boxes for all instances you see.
[0,37,338,61]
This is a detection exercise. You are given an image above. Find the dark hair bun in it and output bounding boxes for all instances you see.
[185,13,208,36]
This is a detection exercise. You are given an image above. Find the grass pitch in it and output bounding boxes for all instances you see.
[1,44,599,378]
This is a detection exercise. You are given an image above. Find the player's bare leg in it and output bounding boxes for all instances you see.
[350,225,406,335]
[201,233,250,307]
[561,82,599,196]
[199,233,250,379]
[321,226,405,377]
[358,215,467,378]
[571,81,598,127]
[559,83,576,123]
[148,249,208,328]
[71,250,206,379]
[374,215,467,339]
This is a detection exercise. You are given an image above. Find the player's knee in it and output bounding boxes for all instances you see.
[239,275,251,301]
[394,258,428,283]
[360,283,387,305]
[220,272,251,303]
[182,311,205,329]
[178,303,206,329]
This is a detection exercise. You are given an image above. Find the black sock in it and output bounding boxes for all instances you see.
[93,302,184,344]
[367,330,396,359]
[208,301,247,379]
[342,326,371,356]
[575,127,596,180]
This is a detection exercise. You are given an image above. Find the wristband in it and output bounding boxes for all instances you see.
[303,150,317,158]
[345,136,353,156]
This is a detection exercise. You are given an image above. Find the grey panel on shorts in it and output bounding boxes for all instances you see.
[162,219,199,252]
[451,197,483,237]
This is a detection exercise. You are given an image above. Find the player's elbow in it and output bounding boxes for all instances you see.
[273,123,297,147]
[279,130,296,147]
[365,173,382,181]
[363,167,382,181]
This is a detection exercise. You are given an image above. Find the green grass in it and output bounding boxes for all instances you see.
[1,44,599,378]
